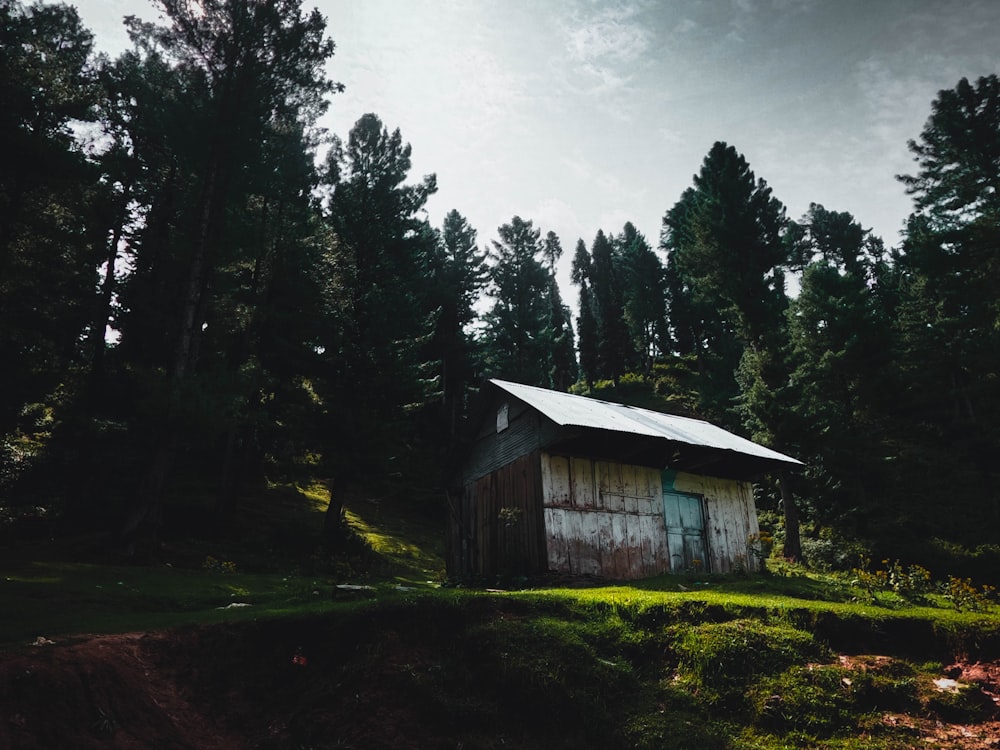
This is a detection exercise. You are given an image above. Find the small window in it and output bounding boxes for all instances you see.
[496,402,509,432]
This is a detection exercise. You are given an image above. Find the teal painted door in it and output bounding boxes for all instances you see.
[663,490,708,573]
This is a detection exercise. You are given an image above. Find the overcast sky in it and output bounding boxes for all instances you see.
[71,0,1000,293]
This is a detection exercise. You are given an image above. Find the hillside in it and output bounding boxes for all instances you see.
[2,486,1000,749]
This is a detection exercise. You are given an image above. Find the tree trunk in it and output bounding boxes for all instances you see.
[118,430,176,555]
[120,161,219,552]
[89,181,132,383]
[778,471,805,563]
[322,478,346,547]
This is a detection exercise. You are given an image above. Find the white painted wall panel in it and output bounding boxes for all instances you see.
[542,454,669,579]
[572,458,595,509]
[672,471,759,573]
[544,507,569,572]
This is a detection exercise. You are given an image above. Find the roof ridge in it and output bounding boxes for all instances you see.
[489,378,709,424]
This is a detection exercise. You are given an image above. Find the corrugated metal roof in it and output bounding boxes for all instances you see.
[490,379,802,467]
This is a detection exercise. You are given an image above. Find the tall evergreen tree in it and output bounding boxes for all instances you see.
[890,74,1000,541]
[781,205,892,539]
[114,0,339,546]
[589,229,634,383]
[571,238,599,387]
[542,231,577,391]
[424,209,487,443]
[895,75,1000,433]
[615,222,666,374]
[481,216,556,387]
[663,142,801,558]
[661,143,790,424]
[320,113,438,479]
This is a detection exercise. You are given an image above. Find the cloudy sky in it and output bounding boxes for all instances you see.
[71,0,1000,292]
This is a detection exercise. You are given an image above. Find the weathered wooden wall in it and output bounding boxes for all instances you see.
[540,454,671,579]
[541,456,761,579]
[449,394,762,579]
[669,471,760,573]
[450,451,547,577]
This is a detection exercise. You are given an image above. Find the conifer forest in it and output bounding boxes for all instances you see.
[2,0,1000,579]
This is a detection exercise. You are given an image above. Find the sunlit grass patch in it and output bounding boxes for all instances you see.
[343,496,445,583]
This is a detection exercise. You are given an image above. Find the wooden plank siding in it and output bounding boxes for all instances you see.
[540,456,761,579]
[670,472,761,573]
[450,427,762,579]
[461,398,563,486]
[541,453,670,580]
[451,451,548,577]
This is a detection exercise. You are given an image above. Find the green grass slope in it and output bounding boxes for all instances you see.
[1,482,998,748]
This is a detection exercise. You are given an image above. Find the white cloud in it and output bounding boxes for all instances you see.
[563,1,652,64]
[557,0,653,102]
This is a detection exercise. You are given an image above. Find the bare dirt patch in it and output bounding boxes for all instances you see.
[0,631,243,749]
[879,660,1000,750]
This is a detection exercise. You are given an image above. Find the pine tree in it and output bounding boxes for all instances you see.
[895,75,1000,433]
[113,0,340,546]
[542,231,577,390]
[571,238,599,387]
[890,75,1000,541]
[615,222,666,374]
[660,143,790,424]
[663,142,801,558]
[320,113,438,479]
[425,209,487,442]
[782,205,893,538]
[589,229,634,383]
[481,216,556,387]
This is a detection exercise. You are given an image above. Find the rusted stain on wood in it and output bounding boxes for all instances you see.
[451,450,761,580]
[542,454,670,579]
[541,457,760,579]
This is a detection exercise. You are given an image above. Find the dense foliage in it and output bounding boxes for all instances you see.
[1,0,998,576]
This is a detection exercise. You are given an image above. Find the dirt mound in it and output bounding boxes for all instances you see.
[1,632,237,749]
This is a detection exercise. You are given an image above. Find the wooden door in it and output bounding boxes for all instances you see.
[663,490,708,573]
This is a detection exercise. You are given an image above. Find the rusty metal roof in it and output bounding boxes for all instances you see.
[490,379,802,468]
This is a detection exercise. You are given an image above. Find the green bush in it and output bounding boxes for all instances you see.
[918,674,995,722]
[799,532,868,572]
[943,575,996,612]
[852,555,936,605]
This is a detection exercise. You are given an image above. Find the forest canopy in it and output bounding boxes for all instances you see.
[1,0,999,578]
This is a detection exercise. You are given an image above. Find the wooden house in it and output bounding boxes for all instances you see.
[449,379,802,580]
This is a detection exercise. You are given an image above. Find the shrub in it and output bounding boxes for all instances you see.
[852,556,934,604]
[800,533,867,571]
[943,576,996,612]
[918,674,994,722]
[750,656,926,737]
